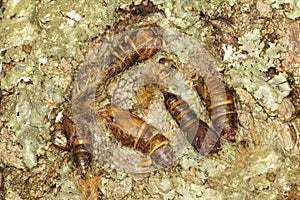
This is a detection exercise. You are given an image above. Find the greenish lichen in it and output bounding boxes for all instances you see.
[225,28,290,113]
[0,0,38,52]
[224,148,287,199]
[151,0,209,29]
[254,72,291,112]
[264,0,300,19]
[50,163,81,200]
[180,156,198,171]
[0,0,116,63]
[151,0,237,36]
[1,0,299,199]
[1,63,63,168]
[33,0,115,61]
[156,177,173,192]
[0,0,119,175]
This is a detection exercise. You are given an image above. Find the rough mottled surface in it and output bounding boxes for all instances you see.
[0,0,299,199]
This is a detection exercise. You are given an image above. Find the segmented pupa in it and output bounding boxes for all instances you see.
[194,75,238,141]
[98,105,173,167]
[52,116,92,176]
[102,25,163,81]
[163,91,221,155]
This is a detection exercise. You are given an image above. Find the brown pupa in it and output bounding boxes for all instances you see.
[98,105,173,167]
[194,75,238,141]
[163,91,221,155]
[103,25,163,81]
[52,116,92,176]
